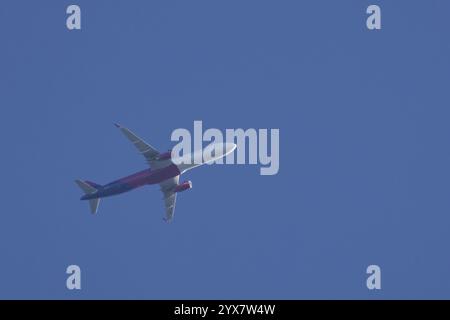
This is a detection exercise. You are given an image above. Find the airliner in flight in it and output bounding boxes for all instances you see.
[76,123,236,222]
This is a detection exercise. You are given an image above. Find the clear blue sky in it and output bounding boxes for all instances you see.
[1,1,449,299]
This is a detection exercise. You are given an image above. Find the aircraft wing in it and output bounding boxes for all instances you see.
[159,176,179,222]
[114,123,160,167]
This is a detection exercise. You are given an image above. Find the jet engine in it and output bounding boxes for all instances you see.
[173,181,192,193]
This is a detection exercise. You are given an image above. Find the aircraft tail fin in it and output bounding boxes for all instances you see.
[75,179,101,214]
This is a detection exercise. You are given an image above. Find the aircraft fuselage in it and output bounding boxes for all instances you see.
[81,163,180,200]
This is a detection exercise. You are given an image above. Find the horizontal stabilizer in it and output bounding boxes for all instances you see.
[75,179,101,214]
[75,179,97,194]
[85,180,102,189]
[89,198,101,214]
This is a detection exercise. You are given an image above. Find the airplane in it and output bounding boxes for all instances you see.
[75,123,236,222]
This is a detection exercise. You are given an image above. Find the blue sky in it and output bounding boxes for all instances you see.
[0,1,450,299]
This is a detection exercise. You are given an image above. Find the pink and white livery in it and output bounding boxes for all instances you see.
[75,123,236,222]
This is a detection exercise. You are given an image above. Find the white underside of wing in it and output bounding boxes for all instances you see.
[114,123,162,167]
[159,176,179,222]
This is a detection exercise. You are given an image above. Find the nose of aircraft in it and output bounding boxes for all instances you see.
[200,142,237,164]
